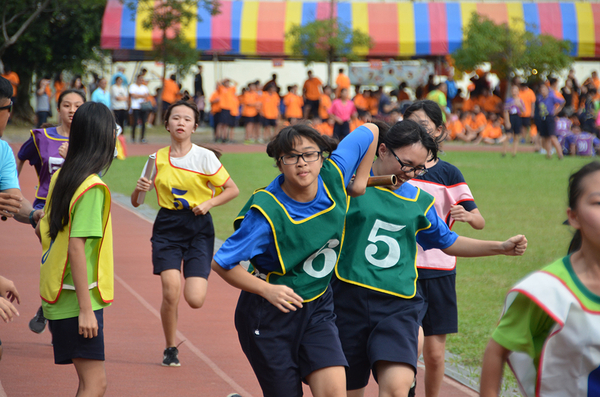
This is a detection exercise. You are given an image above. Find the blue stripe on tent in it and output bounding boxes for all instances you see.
[302,2,317,25]
[120,3,136,49]
[414,3,430,55]
[230,1,243,54]
[197,4,212,50]
[446,3,462,53]
[337,1,352,41]
[560,2,578,56]
[523,3,540,35]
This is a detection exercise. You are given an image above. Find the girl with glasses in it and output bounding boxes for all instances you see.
[332,119,527,397]
[211,123,379,397]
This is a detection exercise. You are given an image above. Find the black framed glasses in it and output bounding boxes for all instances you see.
[0,100,12,113]
[280,151,322,165]
[388,147,428,176]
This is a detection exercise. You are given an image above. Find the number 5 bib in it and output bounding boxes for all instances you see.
[234,160,348,302]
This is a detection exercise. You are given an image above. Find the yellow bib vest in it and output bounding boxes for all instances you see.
[39,172,114,304]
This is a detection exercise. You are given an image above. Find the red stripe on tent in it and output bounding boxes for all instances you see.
[429,3,448,55]
[367,3,398,56]
[476,3,508,25]
[592,4,600,57]
[257,2,285,54]
[538,3,562,38]
[212,0,232,51]
[316,2,337,20]
[101,0,123,49]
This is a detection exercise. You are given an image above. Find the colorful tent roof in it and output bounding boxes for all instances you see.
[101,1,600,58]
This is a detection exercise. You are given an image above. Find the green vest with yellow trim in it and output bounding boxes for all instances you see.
[335,185,434,298]
[39,171,114,304]
[234,159,347,302]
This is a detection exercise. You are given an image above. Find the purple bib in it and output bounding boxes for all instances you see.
[31,128,67,204]
[575,133,595,156]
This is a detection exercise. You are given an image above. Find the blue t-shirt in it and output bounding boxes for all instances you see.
[214,125,374,271]
[91,88,111,108]
[536,91,564,118]
[0,139,19,191]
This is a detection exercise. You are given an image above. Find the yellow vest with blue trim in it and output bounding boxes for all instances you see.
[154,146,226,210]
[39,171,114,304]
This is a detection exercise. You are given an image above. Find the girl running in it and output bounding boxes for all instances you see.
[211,123,379,397]
[480,161,600,397]
[17,89,86,334]
[405,100,485,397]
[332,119,527,397]
[38,102,116,396]
[131,99,239,367]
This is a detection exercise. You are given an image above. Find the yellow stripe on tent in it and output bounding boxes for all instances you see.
[460,2,478,38]
[135,0,153,50]
[576,2,595,58]
[398,3,415,56]
[284,2,303,55]
[507,3,525,33]
[240,1,259,54]
[352,2,369,56]
[181,2,198,49]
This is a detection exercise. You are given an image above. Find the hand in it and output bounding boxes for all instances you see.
[78,309,98,338]
[136,177,152,192]
[500,235,528,256]
[58,142,69,159]
[450,205,472,223]
[0,192,23,218]
[262,284,303,313]
[0,276,20,304]
[33,209,44,224]
[192,201,213,216]
[0,297,19,322]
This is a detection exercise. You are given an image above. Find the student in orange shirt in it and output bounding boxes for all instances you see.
[367,90,379,117]
[217,79,238,143]
[261,84,280,141]
[518,80,537,146]
[313,117,334,137]
[161,74,180,111]
[54,72,67,106]
[283,85,303,124]
[473,113,505,145]
[241,82,261,143]
[481,88,502,115]
[465,105,487,139]
[319,86,333,122]
[303,70,322,119]
[335,68,351,98]
[210,86,222,141]
[353,86,369,119]
[349,113,365,132]
[446,112,464,141]
[397,82,410,102]
[1,66,19,105]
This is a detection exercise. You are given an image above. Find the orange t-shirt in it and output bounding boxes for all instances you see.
[218,85,238,111]
[261,92,280,120]
[284,93,304,119]
[466,113,487,130]
[482,95,502,114]
[353,94,367,111]
[210,91,221,114]
[350,118,365,132]
[481,122,503,139]
[519,87,536,117]
[161,79,179,103]
[315,122,333,136]
[241,91,260,117]
[367,97,378,116]
[397,90,410,102]
[319,94,332,120]
[230,94,240,117]
[54,81,66,103]
[462,98,476,112]
[303,77,322,101]
[2,71,19,97]
[335,74,351,97]
[447,120,464,140]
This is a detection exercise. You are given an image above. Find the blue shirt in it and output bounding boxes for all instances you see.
[214,125,374,271]
[91,88,111,108]
[0,139,20,191]
[536,91,564,118]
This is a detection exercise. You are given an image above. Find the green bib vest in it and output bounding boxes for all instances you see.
[335,185,435,298]
[234,159,347,302]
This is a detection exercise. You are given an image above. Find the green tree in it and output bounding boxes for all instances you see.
[453,14,572,96]
[286,18,372,85]
[123,0,219,119]
[2,0,107,121]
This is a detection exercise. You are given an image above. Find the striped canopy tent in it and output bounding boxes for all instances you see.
[101,0,600,59]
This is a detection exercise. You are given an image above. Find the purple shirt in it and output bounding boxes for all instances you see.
[17,127,67,209]
[329,99,356,122]
[537,91,565,118]
[566,132,599,156]
[504,97,523,116]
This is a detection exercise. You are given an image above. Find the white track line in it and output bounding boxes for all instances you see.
[113,200,254,397]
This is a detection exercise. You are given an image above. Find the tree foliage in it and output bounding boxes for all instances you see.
[453,13,572,83]
[2,0,107,120]
[286,18,372,84]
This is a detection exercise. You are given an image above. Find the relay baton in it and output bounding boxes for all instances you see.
[137,154,156,205]
[367,175,397,187]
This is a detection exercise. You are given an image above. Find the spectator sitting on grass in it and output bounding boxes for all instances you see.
[473,113,506,145]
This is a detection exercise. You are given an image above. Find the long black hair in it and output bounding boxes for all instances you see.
[403,100,448,142]
[267,124,338,166]
[377,119,439,162]
[47,102,116,239]
[567,161,600,253]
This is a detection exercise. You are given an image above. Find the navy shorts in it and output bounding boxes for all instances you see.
[520,117,531,127]
[305,99,320,119]
[537,116,556,138]
[417,274,458,336]
[48,309,105,365]
[235,287,347,397]
[261,117,277,127]
[331,277,423,390]
[241,115,259,125]
[151,208,214,279]
[507,114,522,135]
[219,109,235,127]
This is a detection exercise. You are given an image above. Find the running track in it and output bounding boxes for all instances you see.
[0,141,477,396]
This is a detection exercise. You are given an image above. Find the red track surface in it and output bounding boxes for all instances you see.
[0,142,477,396]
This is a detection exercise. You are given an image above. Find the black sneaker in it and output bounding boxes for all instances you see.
[226,394,242,397]
[29,306,47,334]
[162,347,181,367]
[408,376,416,397]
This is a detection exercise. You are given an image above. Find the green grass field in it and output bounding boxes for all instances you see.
[103,149,592,372]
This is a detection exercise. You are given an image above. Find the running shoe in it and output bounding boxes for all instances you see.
[29,306,47,334]
[162,346,181,367]
[226,394,242,397]
[408,376,416,397]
